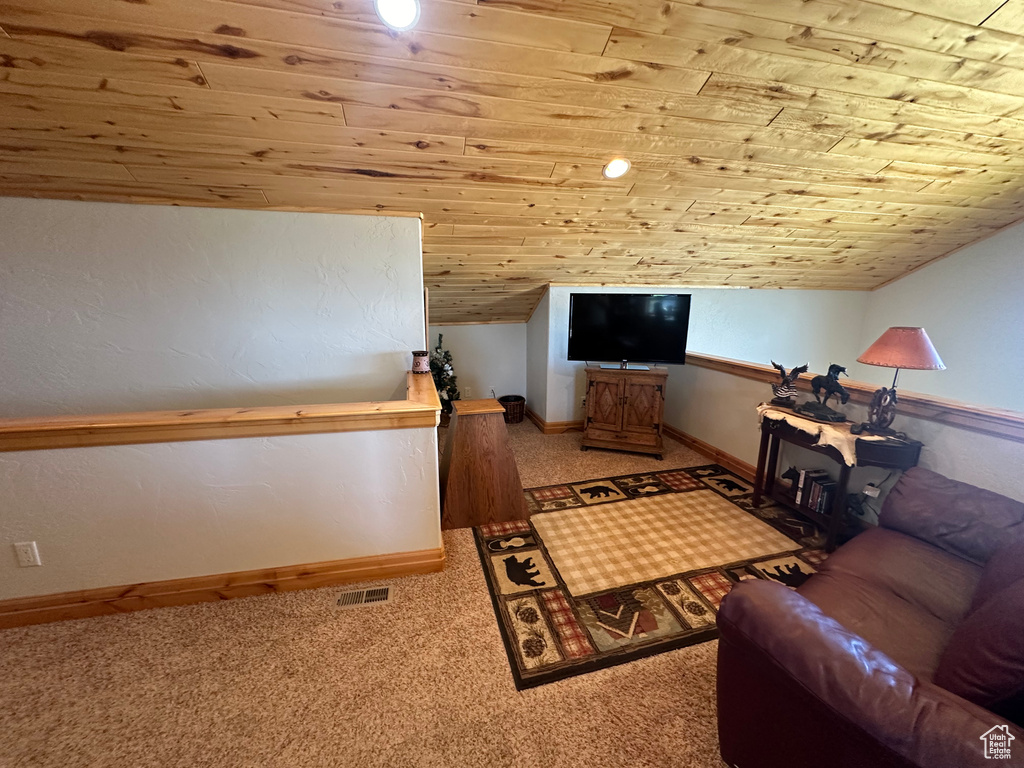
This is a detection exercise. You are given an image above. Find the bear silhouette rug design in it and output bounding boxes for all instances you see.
[475,464,829,689]
[504,555,546,587]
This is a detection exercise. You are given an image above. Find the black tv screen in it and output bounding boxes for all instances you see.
[567,293,691,365]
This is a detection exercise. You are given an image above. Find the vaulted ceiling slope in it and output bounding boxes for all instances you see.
[2,0,1024,323]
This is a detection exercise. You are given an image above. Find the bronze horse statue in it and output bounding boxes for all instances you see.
[811,364,850,408]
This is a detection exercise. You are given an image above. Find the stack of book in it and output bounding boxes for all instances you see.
[793,468,838,515]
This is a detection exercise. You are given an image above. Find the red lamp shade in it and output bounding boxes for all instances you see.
[857,327,945,370]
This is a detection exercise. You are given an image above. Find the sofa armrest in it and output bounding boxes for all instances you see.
[716,580,1021,768]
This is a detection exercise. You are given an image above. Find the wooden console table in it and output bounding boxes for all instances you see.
[752,405,922,551]
[439,398,529,529]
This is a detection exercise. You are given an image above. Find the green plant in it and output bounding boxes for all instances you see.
[430,333,461,413]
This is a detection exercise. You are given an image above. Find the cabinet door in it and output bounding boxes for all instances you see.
[587,375,624,431]
[622,379,663,436]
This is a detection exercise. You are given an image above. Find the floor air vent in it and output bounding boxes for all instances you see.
[335,587,391,609]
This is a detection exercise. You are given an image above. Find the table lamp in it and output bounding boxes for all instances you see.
[851,326,945,436]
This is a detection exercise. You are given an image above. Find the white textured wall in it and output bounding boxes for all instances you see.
[0,199,439,600]
[526,289,551,419]
[854,221,1024,412]
[0,198,425,416]
[900,415,1024,502]
[0,430,441,601]
[538,286,867,423]
[428,324,527,401]
[669,364,766,466]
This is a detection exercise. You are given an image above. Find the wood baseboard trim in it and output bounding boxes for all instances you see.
[0,545,446,630]
[663,424,755,482]
[525,407,584,435]
[525,406,545,431]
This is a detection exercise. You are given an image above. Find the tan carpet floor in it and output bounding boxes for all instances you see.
[0,424,727,768]
[474,419,708,488]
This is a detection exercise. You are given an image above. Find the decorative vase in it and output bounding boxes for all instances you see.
[412,350,430,374]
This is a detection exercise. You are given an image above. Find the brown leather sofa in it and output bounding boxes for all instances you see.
[717,467,1024,768]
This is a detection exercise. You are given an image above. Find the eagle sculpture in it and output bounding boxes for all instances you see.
[770,361,809,406]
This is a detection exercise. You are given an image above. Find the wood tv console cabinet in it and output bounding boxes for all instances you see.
[581,366,667,459]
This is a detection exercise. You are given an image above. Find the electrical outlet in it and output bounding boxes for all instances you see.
[580,396,587,408]
[14,541,42,567]
[463,386,472,398]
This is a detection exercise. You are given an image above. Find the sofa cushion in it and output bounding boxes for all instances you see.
[970,538,1024,613]
[880,467,1024,564]
[798,572,948,681]
[797,527,981,680]
[814,526,982,626]
[935,578,1024,727]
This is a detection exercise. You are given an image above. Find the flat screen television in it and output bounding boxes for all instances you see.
[567,293,691,366]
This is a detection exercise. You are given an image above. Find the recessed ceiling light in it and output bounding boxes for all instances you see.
[602,158,631,179]
[374,0,420,31]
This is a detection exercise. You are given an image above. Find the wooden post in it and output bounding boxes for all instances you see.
[764,433,781,499]
[752,423,771,507]
[439,398,529,529]
[827,464,853,552]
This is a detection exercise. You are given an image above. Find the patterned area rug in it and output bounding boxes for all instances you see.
[474,464,828,689]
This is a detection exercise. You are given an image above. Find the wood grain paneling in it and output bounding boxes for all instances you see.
[2,0,1024,322]
[439,398,530,528]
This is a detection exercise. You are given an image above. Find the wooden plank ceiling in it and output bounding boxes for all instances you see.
[2,0,1024,323]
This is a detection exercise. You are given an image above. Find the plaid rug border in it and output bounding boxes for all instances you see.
[476,463,826,690]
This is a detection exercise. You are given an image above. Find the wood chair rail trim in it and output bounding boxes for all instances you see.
[0,371,441,452]
[686,352,1024,444]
